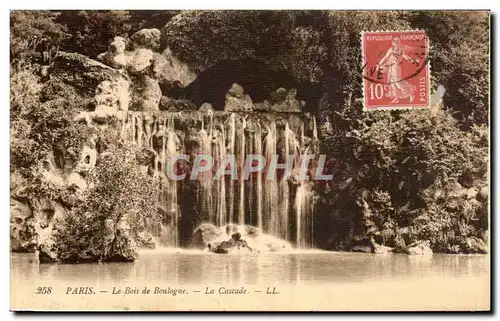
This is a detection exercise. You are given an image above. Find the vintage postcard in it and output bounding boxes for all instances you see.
[10,10,490,311]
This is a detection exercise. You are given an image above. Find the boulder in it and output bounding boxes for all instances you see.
[224,83,253,112]
[131,75,161,111]
[370,237,394,254]
[405,241,433,256]
[11,198,35,252]
[97,36,128,69]
[199,103,214,113]
[51,51,128,101]
[67,172,87,192]
[269,88,302,113]
[136,231,157,249]
[105,218,139,262]
[192,223,290,253]
[228,83,245,97]
[191,223,224,248]
[94,78,130,114]
[351,245,372,253]
[130,28,161,50]
[466,187,478,200]
[38,241,58,263]
[126,48,154,75]
[254,100,270,112]
[465,237,488,254]
[209,233,254,254]
[153,48,198,88]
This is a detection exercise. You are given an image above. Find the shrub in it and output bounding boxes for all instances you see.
[54,135,160,262]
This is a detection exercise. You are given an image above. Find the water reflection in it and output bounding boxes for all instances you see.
[11,251,488,286]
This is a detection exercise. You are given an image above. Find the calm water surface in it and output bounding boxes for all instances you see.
[11,249,489,285]
[10,249,490,311]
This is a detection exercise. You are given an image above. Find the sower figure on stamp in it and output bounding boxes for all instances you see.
[376,37,419,104]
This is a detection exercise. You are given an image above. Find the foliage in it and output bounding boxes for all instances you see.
[10,66,92,176]
[162,11,296,71]
[10,10,68,67]
[408,11,489,127]
[55,10,131,58]
[55,10,178,58]
[9,10,490,255]
[319,103,488,253]
[54,134,160,262]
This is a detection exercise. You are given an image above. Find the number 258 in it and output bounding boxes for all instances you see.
[36,287,52,294]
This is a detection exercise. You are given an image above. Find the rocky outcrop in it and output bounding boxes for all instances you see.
[126,48,154,75]
[105,218,139,262]
[192,223,291,253]
[254,100,270,112]
[97,36,128,69]
[192,223,223,249]
[269,88,302,112]
[10,133,99,254]
[406,242,433,255]
[10,198,35,252]
[55,217,139,263]
[131,28,161,50]
[465,237,488,254]
[38,240,58,263]
[93,77,130,117]
[198,103,214,114]
[224,83,253,112]
[370,237,394,254]
[51,51,128,100]
[153,48,198,88]
[209,232,254,254]
[131,75,161,111]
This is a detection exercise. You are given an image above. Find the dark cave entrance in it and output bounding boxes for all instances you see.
[162,59,323,113]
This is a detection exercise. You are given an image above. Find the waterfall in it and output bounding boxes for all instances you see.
[214,120,227,227]
[198,114,213,224]
[120,111,319,248]
[238,116,247,224]
[263,122,279,237]
[255,122,263,231]
[228,114,236,223]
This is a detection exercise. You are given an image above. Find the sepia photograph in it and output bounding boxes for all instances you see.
[9,9,490,311]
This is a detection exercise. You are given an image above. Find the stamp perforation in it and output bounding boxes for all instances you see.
[360,29,431,112]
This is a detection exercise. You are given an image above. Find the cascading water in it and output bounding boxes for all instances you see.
[120,111,319,248]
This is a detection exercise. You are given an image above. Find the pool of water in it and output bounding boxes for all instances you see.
[10,249,490,311]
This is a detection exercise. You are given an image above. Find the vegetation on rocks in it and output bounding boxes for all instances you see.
[317,104,488,253]
[10,10,489,258]
[54,133,160,262]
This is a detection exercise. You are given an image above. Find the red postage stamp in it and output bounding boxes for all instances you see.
[361,30,430,111]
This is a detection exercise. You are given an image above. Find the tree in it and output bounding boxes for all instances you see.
[408,11,489,127]
[54,134,160,262]
[56,10,131,58]
[318,103,488,253]
[10,67,92,177]
[10,10,68,67]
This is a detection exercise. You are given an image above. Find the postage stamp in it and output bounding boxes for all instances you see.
[361,30,431,111]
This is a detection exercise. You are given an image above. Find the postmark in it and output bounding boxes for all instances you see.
[361,30,431,111]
